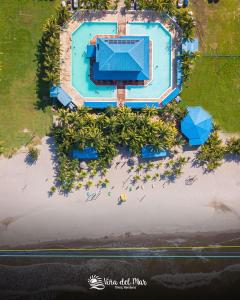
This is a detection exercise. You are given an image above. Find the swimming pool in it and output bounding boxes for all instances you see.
[126,22,172,100]
[72,22,118,99]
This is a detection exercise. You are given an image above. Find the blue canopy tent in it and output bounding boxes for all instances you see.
[181,106,213,146]
[141,146,168,158]
[84,101,117,109]
[72,147,98,159]
[50,86,72,107]
[182,39,199,53]
[124,102,159,109]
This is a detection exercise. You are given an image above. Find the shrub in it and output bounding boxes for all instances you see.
[28,146,40,162]
[124,0,131,10]
[225,138,240,155]
[196,132,225,171]
[175,10,195,40]
[39,6,71,86]
[181,51,198,82]
[0,141,4,155]
[50,186,56,194]
[53,107,179,191]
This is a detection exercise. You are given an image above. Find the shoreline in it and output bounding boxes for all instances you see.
[1,230,240,250]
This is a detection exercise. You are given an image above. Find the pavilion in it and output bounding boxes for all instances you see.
[87,36,150,82]
[181,106,213,146]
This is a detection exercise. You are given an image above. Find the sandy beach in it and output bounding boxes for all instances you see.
[0,137,240,247]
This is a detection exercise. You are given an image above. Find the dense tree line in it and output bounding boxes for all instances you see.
[41,6,71,85]
[53,106,185,190]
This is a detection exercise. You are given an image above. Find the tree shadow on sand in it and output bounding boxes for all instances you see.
[46,136,68,197]
[24,154,37,166]
[224,153,240,164]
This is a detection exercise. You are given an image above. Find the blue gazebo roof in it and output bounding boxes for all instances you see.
[182,39,199,53]
[49,86,72,107]
[93,36,149,80]
[72,147,98,159]
[87,45,96,58]
[141,146,168,158]
[181,106,213,146]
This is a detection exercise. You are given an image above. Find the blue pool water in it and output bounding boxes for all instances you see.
[72,22,118,99]
[126,22,172,99]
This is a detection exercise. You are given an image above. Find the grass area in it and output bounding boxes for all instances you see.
[0,0,58,155]
[0,0,239,157]
[182,0,240,132]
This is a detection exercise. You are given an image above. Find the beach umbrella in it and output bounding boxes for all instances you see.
[80,161,88,170]
[181,106,213,146]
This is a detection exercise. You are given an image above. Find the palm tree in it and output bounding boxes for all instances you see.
[101,168,107,177]
[197,132,225,171]
[163,169,173,178]
[76,183,83,189]
[104,178,110,185]
[133,174,141,184]
[43,18,60,40]
[105,106,118,117]
[97,180,103,188]
[153,172,160,181]
[176,11,195,41]
[56,6,71,26]
[78,171,87,180]
[50,186,56,194]
[176,156,187,166]
[155,162,162,169]
[128,165,135,172]
[28,146,40,162]
[142,106,158,117]
[166,159,174,168]
[146,162,154,171]
[226,138,240,155]
[90,168,98,178]
[174,167,182,178]
[85,180,93,189]
[144,174,151,182]
[136,163,144,172]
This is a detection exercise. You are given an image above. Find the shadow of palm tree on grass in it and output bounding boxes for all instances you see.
[34,37,52,111]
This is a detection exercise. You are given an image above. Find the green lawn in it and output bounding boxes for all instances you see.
[0,0,58,154]
[182,0,240,132]
[0,0,239,157]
